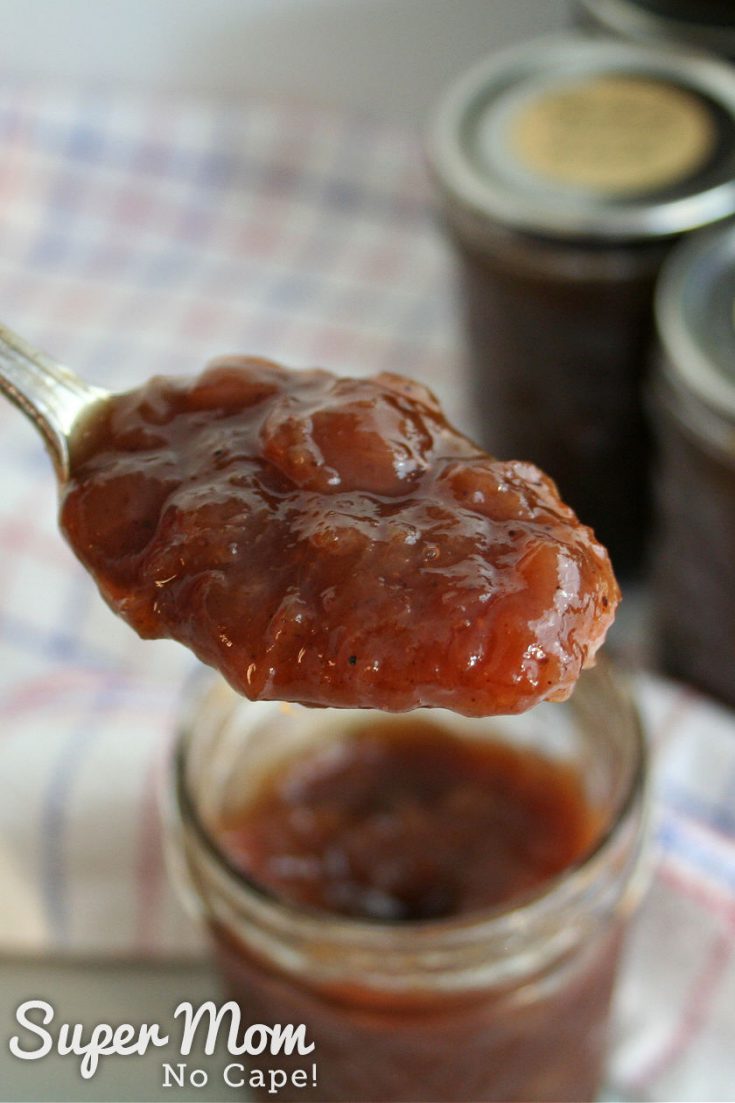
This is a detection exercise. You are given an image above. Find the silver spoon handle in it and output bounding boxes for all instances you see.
[0,322,107,480]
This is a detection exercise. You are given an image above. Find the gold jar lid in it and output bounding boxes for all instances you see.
[428,34,735,242]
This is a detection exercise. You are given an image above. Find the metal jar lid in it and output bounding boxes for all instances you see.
[655,220,735,433]
[577,1,735,60]
[428,34,735,242]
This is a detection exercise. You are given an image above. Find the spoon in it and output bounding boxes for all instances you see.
[0,318,622,716]
[0,321,107,480]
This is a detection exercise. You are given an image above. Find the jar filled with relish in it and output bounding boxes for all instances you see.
[650,222,735,709]
[577,1,735,61]
[167,663,647,1103]
[427,35,735,574]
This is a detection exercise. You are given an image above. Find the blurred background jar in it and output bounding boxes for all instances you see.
[650,222,735,710]
[167,664,648,1103]
[576,1,735,62]
[427,35,735,576]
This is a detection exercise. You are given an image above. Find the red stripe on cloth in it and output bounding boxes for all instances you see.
[658,863,735,930]
[0,515,71,569]
[0,668,98,720]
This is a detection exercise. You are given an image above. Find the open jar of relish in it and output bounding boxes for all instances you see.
[167,663,647,1103]
[650,222,735,708]
[427,35,735,574]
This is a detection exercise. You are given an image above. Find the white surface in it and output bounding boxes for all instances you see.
[0,0,571,123]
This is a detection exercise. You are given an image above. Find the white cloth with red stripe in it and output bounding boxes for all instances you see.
[0,85,734,1101]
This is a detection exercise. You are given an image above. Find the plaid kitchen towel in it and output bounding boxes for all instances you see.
[0,83,734,1102]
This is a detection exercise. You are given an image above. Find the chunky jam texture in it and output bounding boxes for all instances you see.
[218,718,602,920]
[60,358,619,715]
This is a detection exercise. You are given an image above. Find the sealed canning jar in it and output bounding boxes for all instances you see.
[577,1,735,61]
[167,663,648,1103]
[650,222,735,709]
[428,35,735,573]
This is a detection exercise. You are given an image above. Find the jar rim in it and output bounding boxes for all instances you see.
[427,33,735,242]
[655,220,735,425]
[170,662,649,952]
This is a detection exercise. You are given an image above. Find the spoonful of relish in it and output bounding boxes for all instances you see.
[0,322,619,717]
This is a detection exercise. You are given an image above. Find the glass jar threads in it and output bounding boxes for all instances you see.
[167,664,648,1102]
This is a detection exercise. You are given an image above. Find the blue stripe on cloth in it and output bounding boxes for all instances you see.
[0,605,128,670]
[65,122,107,162]
[720,762,735,836]
[25,120,429,226]
[26,233,72,268]
[657,816,735,897]
[663,781,735,840]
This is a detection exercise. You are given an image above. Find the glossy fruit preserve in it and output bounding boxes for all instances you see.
[218,716,602,921]
[60,357,619,715]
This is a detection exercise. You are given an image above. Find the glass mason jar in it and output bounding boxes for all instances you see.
[427,35,735,575]
[166,663,648,1103]
[576,1,735,62]
[650,222,735,708]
